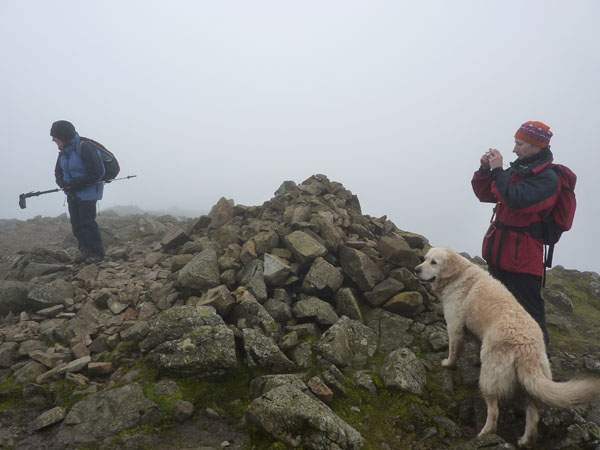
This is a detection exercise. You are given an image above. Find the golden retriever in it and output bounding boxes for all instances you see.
[415,247,600,447]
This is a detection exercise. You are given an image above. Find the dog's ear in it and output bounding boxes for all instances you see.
[439,250,462,279]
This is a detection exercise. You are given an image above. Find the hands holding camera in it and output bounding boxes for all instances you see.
[480,148,503,170]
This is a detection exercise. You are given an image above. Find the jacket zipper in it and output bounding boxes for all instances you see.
[515,232,521,260]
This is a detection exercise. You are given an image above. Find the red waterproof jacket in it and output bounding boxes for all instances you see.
[471,148,559,276]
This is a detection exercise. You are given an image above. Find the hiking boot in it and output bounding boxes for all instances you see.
[73,250,89,264]
[83,255,104,264]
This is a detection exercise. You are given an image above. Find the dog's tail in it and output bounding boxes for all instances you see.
[520,370,600,408]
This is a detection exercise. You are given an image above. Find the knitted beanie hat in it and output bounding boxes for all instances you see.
[514,121,553,148]
[50,120,76,142]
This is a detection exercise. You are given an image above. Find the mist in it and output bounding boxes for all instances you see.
[2,0,599,272]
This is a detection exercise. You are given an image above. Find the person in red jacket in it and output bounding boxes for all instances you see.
[471,121,559,347]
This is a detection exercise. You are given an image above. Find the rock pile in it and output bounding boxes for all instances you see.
[1,174,600,450]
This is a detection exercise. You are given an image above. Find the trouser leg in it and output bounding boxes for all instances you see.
[67,194,84,250]
[489,267,549,347]
[67,195,104,257]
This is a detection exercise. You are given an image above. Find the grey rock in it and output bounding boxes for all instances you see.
[301,257,344,297]
[0,280,30,315]
[141,306,237,377]
[263,253,292,286]
[56,356,91,374]
[209,197,235,229]
[284,230,327,265]
[246,384,364,449]
[242,328,296,372]
[364,278,405,307]
[315,316,377,368]
[238,259,267,302]
[380,348,427,395]
[352,370,377,396]
[173,399,195,423]
[0,342,19,368]
[365,308,414,354]
[293,296,339,326]
[32,406,66,430]
[155,379,180,396]
[21,262,67,281]
[17,340,48,359]
[211,225,241,248]
[27,279,75,310]
[263,298,293,325]
[544,289,574,312]
[57,383,158,444]
[339,245,384,292]
[288,341,314,369]
[249,374,309,399]
[274,180,298,196]
[376,234,422,269]
[13,360,47,385]
[160,226,191,250]
[333,287,363,322]
[120,321,150,342]
[383,291,425,318]
[230,298,277,334]
[178,249,221,292]
[198,285,236,317]
[283,204,311,225]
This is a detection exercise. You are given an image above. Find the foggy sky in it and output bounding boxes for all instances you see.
[2,1,599,272]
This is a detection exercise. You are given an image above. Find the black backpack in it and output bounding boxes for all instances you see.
[77,137,120,182]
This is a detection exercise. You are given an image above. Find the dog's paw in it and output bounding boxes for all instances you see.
[517,436,533,448]
[441,358,456,368]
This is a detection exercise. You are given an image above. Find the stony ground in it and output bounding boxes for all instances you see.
[0,217,72,255]
[0,215,252,450]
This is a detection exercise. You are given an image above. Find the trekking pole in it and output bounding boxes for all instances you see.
[18,175,138,209]
[104,174,137,184]
[19,188,62,209]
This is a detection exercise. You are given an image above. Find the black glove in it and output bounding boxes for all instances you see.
[68,178,86,191]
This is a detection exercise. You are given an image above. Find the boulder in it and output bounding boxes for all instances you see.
[333,287,363,322]
[198,285,236,317]
[364,278,405,307]
[380,347,427,395]
[242,328,296,372]
[246,384,364,449]
[365,309,414,353]
[160,226,191,250]
[238,259,267,302]
[376,234,422,269]
[292,296,339,326]
[0,280,31,315]
[339,245,384,292]
[315,316,377,368]
[57,383,158,444]
[209,197,235,229]
[141,306,237,377]
[301,257,344,297]
[284,230,327,265]
[263,253,292,286]
[178,249,221,291]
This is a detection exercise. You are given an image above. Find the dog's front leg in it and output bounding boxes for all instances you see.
[442,323,464,368]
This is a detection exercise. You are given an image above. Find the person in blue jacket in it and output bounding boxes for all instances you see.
[52,120,106,264]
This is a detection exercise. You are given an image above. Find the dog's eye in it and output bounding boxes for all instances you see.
[431,259,437,265]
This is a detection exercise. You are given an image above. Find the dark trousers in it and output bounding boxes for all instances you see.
[488,267,549,348]
[67,194,104,257]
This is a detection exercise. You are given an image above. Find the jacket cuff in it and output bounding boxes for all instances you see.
[491,167,503,177]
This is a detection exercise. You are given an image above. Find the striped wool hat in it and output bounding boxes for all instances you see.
[514,121,553,148]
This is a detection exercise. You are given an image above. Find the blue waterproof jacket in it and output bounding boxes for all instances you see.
[54,133,105,201]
